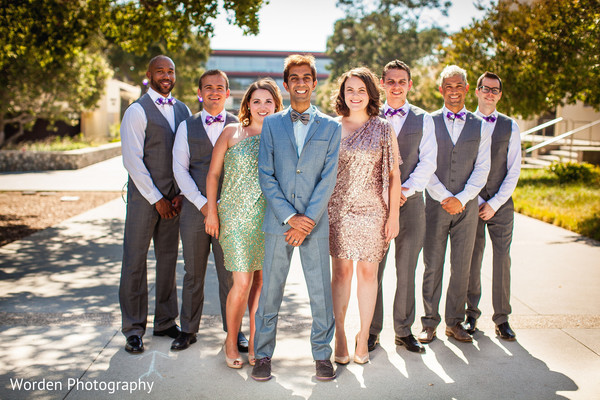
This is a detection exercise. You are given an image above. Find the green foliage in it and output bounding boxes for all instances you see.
[0,0,266,147]
[318,0,448,112]
[5,134,96,152]
[443,0,600,118]
[548,162,600,185]
[514,168,600,241]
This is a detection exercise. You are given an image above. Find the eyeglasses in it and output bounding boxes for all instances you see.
[478,85,501,95]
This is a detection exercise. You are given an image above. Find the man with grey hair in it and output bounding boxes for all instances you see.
[418,65,492,344]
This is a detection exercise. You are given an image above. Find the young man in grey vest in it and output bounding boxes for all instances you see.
[120,55,192,354]
[462,72,521,341]
[419,65,493,344]
[171,70,242,351]
[369,60,437,353]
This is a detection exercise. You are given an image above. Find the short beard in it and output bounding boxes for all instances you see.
[151,78,174,96]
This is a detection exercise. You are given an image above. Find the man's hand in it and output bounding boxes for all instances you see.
[287,214,315,235]
[171,195,183,214]
[399,187,409,207]
[479,203,496,221]
[155,198,178,219]
[441,197,464,215]
[200,203,208,217]
[285,228,307,247]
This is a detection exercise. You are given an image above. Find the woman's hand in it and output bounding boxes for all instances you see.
[384,216,399,244]
[205,209,220,239]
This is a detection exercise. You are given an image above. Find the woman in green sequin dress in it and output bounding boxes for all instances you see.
[205,78,283,369]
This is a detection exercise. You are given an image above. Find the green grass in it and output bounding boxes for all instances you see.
[514,168,600,241]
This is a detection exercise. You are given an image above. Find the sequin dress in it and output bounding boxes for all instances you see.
[218,134,266,272]
[328,117,400,263]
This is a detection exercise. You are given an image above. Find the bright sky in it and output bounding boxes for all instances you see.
[210,0,490,52]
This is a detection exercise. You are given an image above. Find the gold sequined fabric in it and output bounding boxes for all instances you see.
[218,135,266,272]
[328,117,399,263]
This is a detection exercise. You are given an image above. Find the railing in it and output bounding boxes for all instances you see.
[521,117,563,139]
[526,119,600,153]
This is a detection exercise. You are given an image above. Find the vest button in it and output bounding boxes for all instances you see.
[296,170,301,174]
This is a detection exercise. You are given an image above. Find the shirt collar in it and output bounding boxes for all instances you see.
[443,105,467,117]
[147,87,172,103]
[475,108,498,119]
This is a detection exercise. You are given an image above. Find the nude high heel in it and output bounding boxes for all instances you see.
[354,334,369,364]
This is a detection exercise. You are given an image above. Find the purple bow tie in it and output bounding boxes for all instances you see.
[446,111,466,121]
[385,107,406,117]
[205,114,224,125]
[482,114,497,123]
[155,97,175,106]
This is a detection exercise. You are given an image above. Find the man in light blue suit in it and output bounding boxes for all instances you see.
[251,54,341,382]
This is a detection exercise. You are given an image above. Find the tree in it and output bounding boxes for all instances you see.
[319,0,449,112]
[443,0,600,118]
[0,0,265,147]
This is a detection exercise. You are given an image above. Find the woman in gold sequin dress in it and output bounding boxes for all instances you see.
[328,67,402,364]
[205,78,283,369]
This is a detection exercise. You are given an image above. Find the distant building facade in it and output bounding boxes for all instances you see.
[205,50,332,111]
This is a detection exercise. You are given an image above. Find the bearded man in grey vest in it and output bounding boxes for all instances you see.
[418,65,493,344]
[462,72,521,341]
[368,60,437,354]
[120,55,192,354]
[171,70,240,351]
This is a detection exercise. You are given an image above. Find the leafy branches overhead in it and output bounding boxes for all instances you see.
[0,0,265,147]
[444,0,600,118]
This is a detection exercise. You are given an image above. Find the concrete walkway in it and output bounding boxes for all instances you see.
[0,157,599,399]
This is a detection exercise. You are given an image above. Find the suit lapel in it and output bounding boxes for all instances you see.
[301,112,323,155]
[282,108,298,157]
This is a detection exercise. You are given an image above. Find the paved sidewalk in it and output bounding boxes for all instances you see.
[0,157,599,399]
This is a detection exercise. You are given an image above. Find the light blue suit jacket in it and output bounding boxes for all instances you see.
[258,107,341,238]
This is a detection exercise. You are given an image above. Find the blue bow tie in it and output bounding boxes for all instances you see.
[155,97,175,106]
[446,111,466,121]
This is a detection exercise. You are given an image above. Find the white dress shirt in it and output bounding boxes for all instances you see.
[172,109,228,212]
[292,105,316,157]
[426,106,493,206]
[476,108,522,211]
[383,101,437,198]
[121,87,191,205]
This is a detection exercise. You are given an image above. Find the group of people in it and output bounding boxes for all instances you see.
[118,53,521,382]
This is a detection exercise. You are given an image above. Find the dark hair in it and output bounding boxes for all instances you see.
[283,54,317,83]
[238,78,284,127]
[382,59,411,81]
[477,71,502,91]
[198,69,229,90]
[333,67,381,117]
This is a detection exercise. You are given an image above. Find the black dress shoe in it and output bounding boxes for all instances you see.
[315,360,336,380]
[367,334,379,352]
[170,332,197,350]
[153,325,181,339]
[461,316,477,335]
[495,322,516,341]
[395,334,425,353]
[237,332,249,353]
[125,335,144,353]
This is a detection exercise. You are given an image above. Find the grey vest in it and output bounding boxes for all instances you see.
[480,113,512,201]
[381,106,427,185]
[432,109,483,195]
[185,111,238,197]
[133,93,189,200]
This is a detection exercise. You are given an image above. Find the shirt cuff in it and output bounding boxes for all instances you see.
[403,187,416,198]
[283,213,296,225]
[486,197,502,212]
[454,193,470,208]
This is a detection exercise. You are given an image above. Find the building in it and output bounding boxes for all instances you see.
[205,50,332,110]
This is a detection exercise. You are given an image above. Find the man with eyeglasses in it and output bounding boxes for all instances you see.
[462,72,521,341]
[419,65,492,345]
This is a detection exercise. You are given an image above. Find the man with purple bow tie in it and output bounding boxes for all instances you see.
[418,65,493,344]
[171,70,241,351]
[462,72,521,341]
[120,55,192,354]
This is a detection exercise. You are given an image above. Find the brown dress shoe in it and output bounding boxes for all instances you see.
[417,327,436,343]
[445,323,473,342]
[315,360,336,380]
